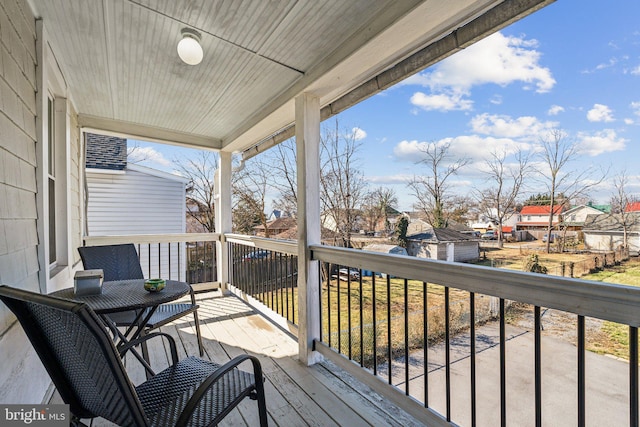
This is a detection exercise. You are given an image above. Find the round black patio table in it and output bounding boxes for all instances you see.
[50,279,190,374]
[50,279,190,314]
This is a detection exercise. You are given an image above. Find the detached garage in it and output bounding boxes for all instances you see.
[407,228,480,262]
[583,213,640,256]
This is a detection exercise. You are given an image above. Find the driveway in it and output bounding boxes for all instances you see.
[380,322,631,426]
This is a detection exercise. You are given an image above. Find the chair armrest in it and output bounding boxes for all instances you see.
[175,354,264,427]
[118,332,179,364]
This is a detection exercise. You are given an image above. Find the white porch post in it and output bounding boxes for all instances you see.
[296,93,322,365]
[216,151,232,289]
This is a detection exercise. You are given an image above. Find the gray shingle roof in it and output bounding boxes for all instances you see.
[86,133,127,170]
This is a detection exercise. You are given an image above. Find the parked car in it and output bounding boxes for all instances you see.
[242,250,271,261]
[542,233,557,243]
[333,268,360,281]
[481,231,497,240]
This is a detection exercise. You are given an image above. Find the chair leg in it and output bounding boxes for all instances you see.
[193,308,204,357]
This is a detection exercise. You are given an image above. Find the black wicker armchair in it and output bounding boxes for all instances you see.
[0,285,267,426]
[78,244,204,356]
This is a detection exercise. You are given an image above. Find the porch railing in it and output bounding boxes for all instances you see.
[83,233,219,285]
[310,245,640,427]
[225,234,298,325]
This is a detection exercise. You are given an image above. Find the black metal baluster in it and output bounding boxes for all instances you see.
[630,326,638,427]
[359,272,364,367]
[471,292,476,427]
[387,275,392,385]
[500,298,506,427]
[270,252,275,311]
[337,265,342,354]
[147,243,151,278]
[168,242,172,280]
[291,254,295,325]
[177,242,182,282]
[535,306,542,427]
[445,287,451,421]
[327,263,331,347]
[404,278,409,396]
[578,315,585,427]
[348,271,352,360]
[286,254,290,322]
[157,243,161,278]
[424,281,428,407]
[372,274,377,376]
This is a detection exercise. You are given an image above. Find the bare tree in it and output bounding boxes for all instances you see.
[320,120,368,247]
[477,150,531,247]
[268,139,298,216]
[610,170,640,250]
[233,158,271,236]
[361,187,398,234]
[408,141,470,228]
[174,151,219,232]
[537,129,606,253]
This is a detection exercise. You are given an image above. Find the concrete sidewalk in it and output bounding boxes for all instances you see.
[381,322,631,426]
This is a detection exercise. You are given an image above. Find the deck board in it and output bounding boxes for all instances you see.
[49,291,425,426]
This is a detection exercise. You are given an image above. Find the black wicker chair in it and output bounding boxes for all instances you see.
[78,244,204,357]
[0,285,267,427]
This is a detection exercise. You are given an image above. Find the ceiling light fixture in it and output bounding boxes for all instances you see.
[177,28,203,65]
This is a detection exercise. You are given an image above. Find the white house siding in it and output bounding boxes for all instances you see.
[584,231,640,256]
[409,241,479,262]
[0,0,52,404]
[86,166,186,280]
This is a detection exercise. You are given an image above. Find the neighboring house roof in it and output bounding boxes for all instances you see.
[583,213,640,232]
[625,202,640,213]
[362,244,407,255]
[254,217,297,232]
[86,133,127,170]
[520,205,564,215]
[587,203,611,213]
[408,228,475,243]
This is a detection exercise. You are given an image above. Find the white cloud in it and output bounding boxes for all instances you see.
[469,113,558,139]
[350,127,367,140]
[576,129,626,156]
[490,95,503,105]
[624,118,635,125]
[410,92,473,111]
[631,101,640,116]
[393,135,528,163]
[127,146,172,166]
[586,104,615,122]
[402,32,555,112]
[548,105,565,115]
[628,65,640,75]
[366,174,413,185]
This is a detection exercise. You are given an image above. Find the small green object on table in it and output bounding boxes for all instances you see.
[144,278,166,292]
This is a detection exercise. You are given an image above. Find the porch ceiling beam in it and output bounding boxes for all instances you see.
[78,114,222,150]
[241,0,555,161]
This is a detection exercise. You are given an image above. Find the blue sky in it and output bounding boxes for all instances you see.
[130,0,640,212]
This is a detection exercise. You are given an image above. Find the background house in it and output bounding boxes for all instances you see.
[517,205,564,239]
[85,134,188,279]
[583,213,640,255]
[406,228,479,262]
[562,204,607,234]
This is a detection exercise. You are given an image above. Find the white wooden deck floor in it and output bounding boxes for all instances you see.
[51,291,425,426]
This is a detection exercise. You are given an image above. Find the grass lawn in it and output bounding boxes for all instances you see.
[580,258,640,359]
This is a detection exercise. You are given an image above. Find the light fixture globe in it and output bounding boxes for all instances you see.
[177,28,203,65]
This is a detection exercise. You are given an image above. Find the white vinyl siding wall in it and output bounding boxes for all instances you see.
[86,166,186,280]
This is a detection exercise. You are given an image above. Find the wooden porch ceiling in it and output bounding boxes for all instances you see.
[28,0,553,153]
